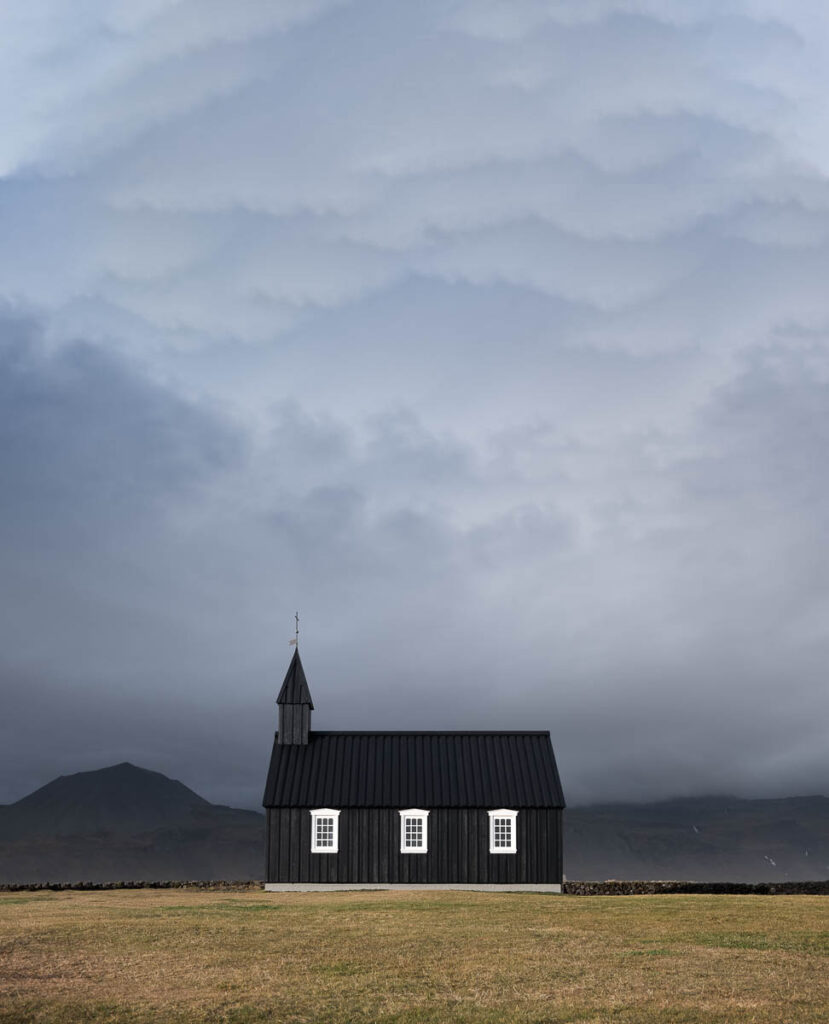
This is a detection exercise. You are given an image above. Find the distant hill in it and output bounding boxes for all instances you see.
[0,762,259,839]
[0,764,827,883]
[0,764,263,884]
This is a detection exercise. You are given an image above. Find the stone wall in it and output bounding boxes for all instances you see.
[0,880,261,892]
[562,880,829,895]
[1,879,827,894]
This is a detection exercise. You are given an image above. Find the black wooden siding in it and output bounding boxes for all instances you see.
[278,704,311,745]
[266,807,563,884]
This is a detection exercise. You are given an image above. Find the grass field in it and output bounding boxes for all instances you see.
[0,890,827,1023]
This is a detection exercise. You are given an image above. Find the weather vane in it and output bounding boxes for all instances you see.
[289,611,299,647]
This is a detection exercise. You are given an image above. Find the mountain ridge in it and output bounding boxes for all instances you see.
[0,764,826,884]
[0,762,261,842]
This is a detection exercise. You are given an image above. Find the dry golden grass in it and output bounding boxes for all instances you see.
[0,889,826,1023]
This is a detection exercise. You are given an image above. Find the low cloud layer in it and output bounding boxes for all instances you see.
[1,1,828,808]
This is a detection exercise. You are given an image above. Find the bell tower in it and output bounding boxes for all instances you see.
[276,647,313,745]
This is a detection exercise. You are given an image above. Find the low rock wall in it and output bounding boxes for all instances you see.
[1,878,828,894]
[562,880,829,895]
[0,880,262,892]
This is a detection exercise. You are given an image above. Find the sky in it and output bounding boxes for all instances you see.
[2,0,828,809]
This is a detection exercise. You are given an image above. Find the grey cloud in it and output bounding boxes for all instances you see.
[0,314,243,541]
[2,0,828,360]
[0,2,828,810]
[0,315,250,700]
[0,0,346,176]
[1,328,828,806]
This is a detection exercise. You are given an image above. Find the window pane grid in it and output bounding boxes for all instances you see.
[315,817,334,847]
[493,817,512,847]
[399,810,428,853]
[404,816,424,848]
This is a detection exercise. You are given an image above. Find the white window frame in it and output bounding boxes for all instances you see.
[488,809,518,854]
[310,808,340,853]
[399,809,429,854]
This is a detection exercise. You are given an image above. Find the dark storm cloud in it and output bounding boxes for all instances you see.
[0,315,247,801]
[0,315,242,540]
[1,1,828,808]
[5,321,828,808]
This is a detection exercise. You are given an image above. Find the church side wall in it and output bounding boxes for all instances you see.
[265,807,562,884]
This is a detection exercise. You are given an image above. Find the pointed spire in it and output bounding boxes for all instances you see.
[276,647,314,745]
[276,647,314,708]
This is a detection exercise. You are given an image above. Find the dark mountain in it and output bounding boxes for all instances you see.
[0,764,263,884]
[0,762,255,839]
[0,764,827,884]
[566,795,829,882]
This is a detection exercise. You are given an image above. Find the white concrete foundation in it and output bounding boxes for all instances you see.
[263,882,562,893]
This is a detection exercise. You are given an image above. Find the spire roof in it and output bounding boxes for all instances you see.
[276,648,314,708]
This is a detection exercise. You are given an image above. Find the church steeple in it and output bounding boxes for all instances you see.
[276,648,313,745]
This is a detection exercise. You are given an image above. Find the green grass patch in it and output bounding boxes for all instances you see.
[312,961,364,976]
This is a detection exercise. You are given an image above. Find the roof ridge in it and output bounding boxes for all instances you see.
[307,730,552,736]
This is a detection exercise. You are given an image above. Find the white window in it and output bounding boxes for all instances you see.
[310,809,340,853]
[488,809,518,854]
[399,809,429,853]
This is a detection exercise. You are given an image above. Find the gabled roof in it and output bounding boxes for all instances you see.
[276,648,314,708]
[263,732,565,808]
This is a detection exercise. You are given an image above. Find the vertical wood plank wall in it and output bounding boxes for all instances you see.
[277,704,310,745]
[266,808,562,884]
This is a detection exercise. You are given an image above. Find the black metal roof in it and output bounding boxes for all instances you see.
[263,731,565,808]
[276,649,314,708]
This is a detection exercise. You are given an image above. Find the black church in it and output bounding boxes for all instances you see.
[263,649,565,890]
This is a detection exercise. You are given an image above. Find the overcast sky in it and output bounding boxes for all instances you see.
[2,0,828,809]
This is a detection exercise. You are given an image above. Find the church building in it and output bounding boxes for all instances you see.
[263,649,565,890]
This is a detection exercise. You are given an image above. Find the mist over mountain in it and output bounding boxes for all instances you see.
[0,764,826,884]
[567,795,829,884]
